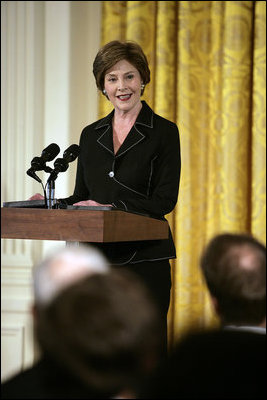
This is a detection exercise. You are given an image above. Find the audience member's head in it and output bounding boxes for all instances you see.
[200,233,266,327]
[32,244,109,309]
[35,268,162,398]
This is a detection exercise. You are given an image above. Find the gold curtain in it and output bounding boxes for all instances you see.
[99,1,266,347]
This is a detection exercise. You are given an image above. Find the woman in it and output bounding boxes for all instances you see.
[33,40,181,352]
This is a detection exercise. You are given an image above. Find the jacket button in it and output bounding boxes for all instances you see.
[108,171,114,178]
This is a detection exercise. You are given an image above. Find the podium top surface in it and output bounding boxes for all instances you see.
[2,200,113,211]
[1,207,169,243]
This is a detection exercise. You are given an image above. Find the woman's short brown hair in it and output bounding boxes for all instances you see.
[93,40,150,95]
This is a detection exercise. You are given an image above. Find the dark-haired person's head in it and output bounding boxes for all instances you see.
[36,269,162,398]
[200,233,266,327]
[93,40,150,96]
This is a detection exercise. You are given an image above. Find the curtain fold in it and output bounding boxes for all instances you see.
[252,1,266,239]
[99,0,266,346]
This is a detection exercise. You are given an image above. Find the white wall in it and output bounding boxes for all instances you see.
[1,0,102,382]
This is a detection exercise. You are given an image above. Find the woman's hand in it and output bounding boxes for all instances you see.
[28,193,44,200]
[73,200,112,207]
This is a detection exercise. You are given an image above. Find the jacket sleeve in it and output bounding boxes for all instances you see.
[112,124,181,218]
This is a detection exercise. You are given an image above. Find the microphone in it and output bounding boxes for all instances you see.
[47,144,80,182]
[26,143,60,182]
[41,143,61,162]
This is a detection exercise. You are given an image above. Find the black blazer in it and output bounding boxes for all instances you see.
[64,101,181,264]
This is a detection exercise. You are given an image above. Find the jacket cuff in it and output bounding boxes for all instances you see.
[112,200,128,211]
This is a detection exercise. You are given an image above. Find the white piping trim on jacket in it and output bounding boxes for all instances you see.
[95,114,112,129]
[119,200,127,210]
[135,110,153,128]
[112,176,148,198]
[130,255,176,264]
[116,134,145,158]
[111,201,127,210]
[113,251,137,265]
[112,143,157,198]
[97,127,113,155]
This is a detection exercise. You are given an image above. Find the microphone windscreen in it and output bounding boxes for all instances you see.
[41,143,60,162]
[63,144,80,163]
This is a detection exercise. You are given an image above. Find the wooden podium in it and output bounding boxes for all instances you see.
[1,207,168,243]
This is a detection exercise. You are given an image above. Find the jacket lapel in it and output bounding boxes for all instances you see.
[97,126,114,155]
[116,101,153,157]
[95,101,154,157]
[95,112,114,155]
[115,126,145,157]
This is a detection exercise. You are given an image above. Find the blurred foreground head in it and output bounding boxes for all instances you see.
[33,245,109,308]
[35,269,161,398]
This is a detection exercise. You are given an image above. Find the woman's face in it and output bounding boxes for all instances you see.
[104,59,143,113]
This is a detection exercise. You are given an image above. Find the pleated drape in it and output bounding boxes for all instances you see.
[98,1,266,346]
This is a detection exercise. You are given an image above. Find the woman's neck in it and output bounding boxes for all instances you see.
[113,101,142,126]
